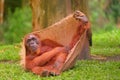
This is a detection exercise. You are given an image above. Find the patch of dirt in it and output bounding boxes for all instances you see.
[106,55,120,61]
[0,60,18,64]
[90,54,120,61]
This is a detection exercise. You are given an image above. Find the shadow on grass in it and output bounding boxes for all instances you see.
[90,54,120,61]
[0,60,18,64]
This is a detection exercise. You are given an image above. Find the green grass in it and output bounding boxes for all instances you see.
[0,29,120,80]
[0,44,20,61]
[91,47,120,56]
[0,61,120,80]
[91,29,120,56]
[93,30,120,47]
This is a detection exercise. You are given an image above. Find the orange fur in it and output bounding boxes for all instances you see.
[25,35,68,76]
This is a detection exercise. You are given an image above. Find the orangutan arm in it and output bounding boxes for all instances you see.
[32,47,67,66]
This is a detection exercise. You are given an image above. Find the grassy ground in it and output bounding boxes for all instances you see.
[92,29,120,56]
[0,29,120,80]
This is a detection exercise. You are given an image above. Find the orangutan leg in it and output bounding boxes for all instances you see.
[32,52,67,76]
[47,52,68,76]
[32,66,60,77]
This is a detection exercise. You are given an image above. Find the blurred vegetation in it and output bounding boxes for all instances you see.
[89,0,120,33]
[4,0,22,15]
[104,0,120,24]
[0,6,32,45]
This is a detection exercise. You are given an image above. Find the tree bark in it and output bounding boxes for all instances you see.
[65,0,72,15]
[0,0,4,24]
[30,0,89,31]
[71,0,89,17]
[30,0,67,31]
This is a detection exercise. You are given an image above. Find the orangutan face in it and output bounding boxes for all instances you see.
[25,34,41,54]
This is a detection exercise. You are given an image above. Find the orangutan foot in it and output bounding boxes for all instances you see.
[73,10,88,23]
[40,70,50,77]
[49,71,60,76]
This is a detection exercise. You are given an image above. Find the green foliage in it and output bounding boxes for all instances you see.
[0,7,32,44]
[89,0,106,28]
[104,0,120,23]
[5,0,22,15]
[89,0,119,31]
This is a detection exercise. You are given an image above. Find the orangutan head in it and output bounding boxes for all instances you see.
[25,34,41,54]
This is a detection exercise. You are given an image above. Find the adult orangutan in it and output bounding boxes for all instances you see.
[24,11,91,77]
[25,34,69,76]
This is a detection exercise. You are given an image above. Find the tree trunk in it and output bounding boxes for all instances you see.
[30,0,89,31]
[65,0,72,15]
[30,0,67,31]
[0,0,4,24]
[71,0,89,17]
